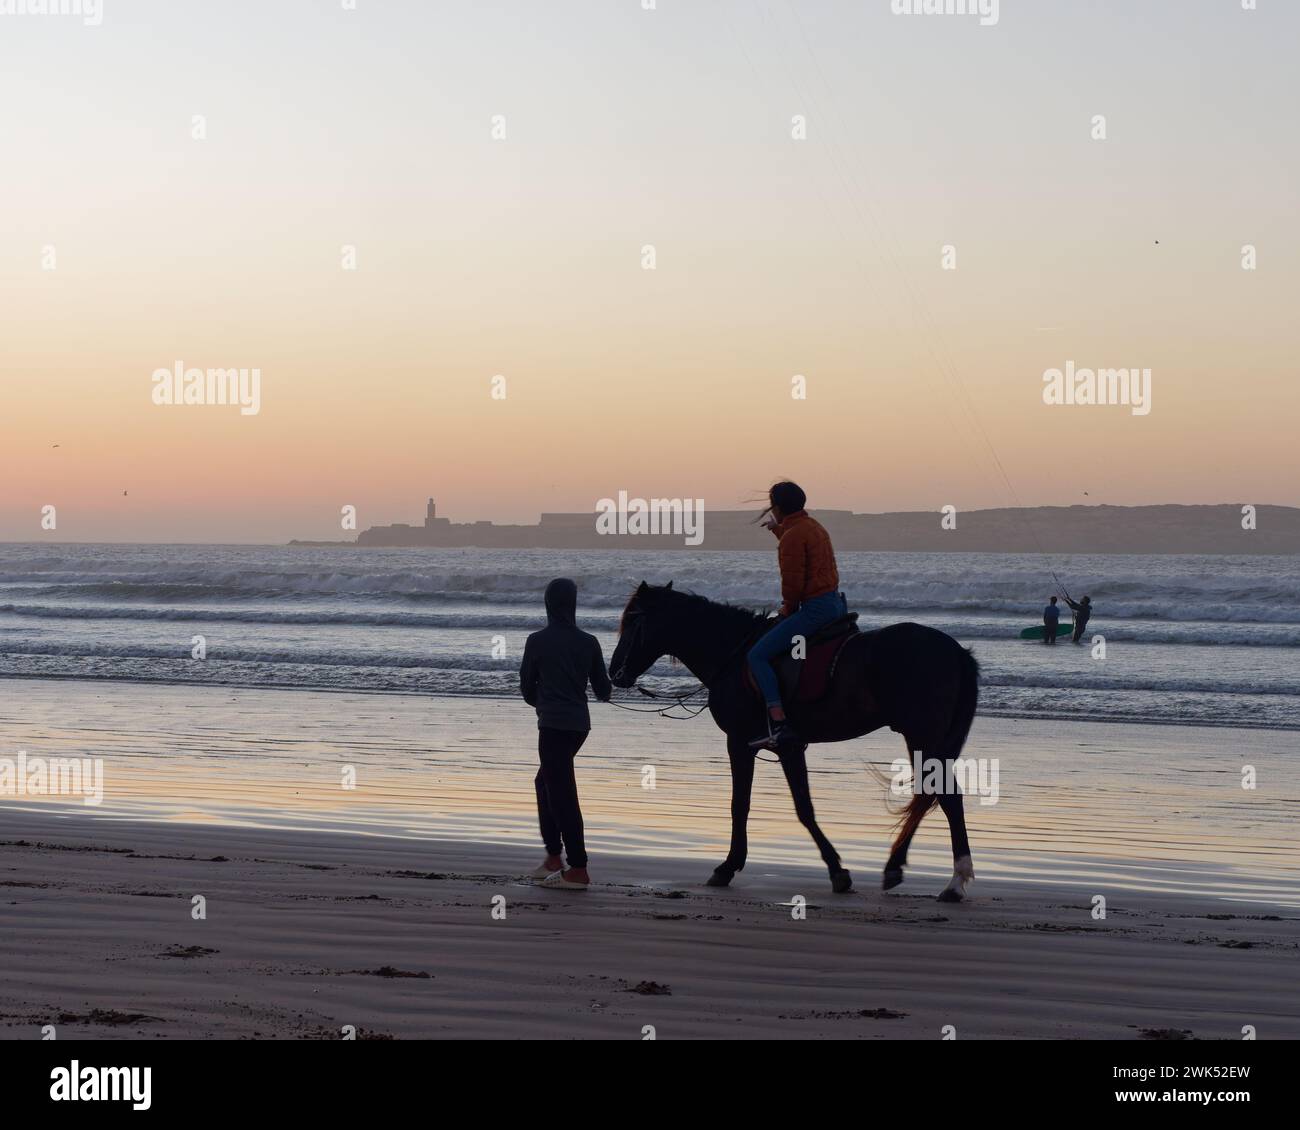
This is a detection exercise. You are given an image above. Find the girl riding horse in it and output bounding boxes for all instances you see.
[748,481,848,753]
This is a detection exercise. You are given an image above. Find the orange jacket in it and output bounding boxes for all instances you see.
[770,511,839,616]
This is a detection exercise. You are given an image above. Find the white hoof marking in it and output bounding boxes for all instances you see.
[944,855,974,897]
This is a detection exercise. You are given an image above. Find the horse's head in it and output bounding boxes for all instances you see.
[609,580,676,688]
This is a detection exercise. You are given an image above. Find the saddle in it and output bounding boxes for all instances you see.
[747,612,861,705]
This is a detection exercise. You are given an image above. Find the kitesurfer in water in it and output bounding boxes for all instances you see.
[1066,594,1093,644]
[1042,595,1061,645]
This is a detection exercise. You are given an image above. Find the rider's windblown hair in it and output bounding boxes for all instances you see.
[757,480,806,524]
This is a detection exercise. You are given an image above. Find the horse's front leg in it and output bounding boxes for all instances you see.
[778,743,853,893]
[707,734,756,887]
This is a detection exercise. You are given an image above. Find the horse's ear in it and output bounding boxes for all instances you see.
[665,581,673,591]
[636,581,649,594]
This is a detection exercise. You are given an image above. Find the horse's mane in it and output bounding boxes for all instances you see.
[619,584,773,636]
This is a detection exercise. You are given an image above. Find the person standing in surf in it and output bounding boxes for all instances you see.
[1066,594,1093,644]
[519,578,611,889]
[1043,595,1061,645]
[748,481,847,752]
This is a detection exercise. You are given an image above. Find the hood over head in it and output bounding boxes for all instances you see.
[544,577,578,625]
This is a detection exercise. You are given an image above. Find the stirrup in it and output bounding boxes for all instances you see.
[749,717,777,751]
[749,721,802,753]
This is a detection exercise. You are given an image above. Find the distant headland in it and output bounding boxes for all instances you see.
[289,498,1300,554]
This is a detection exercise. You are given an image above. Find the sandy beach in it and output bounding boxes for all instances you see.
[3,678,1298,1040]
[3,809,1297,1041]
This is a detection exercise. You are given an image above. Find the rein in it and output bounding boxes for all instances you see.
[606,686,711,720]
[607,616,768,721]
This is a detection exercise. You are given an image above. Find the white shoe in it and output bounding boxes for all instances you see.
[538,870,590,890]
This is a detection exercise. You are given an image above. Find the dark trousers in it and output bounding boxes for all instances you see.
[535,727,589,868]
[1072,616,1090,644]
[1044,619,1058,644]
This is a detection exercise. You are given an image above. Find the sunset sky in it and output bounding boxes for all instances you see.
[2,0,1297,543]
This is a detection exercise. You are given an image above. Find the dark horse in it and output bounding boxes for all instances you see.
[609,583,980,901]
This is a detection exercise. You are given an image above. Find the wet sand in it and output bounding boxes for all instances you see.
[2,679,1298,904]
[2,810,1297,1040]
[2,678,1298,1038]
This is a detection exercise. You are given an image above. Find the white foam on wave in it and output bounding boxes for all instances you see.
[3,548,1298,623]
[3,544,1299,729]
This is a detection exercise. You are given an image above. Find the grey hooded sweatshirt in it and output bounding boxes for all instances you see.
[519,578,612,731]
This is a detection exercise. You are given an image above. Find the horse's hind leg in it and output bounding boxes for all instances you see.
[707,733,756,887]
[883,740,923,891]
[882,750,974,901]
[778,744,853,893]
[936,789,974,903]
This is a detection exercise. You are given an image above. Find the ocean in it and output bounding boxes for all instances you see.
[3,542,1298,905]
[2,542,1299,730]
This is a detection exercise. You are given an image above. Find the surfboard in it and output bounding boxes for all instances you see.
[1020,624,1072,640]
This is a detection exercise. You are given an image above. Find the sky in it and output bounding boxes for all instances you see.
[1,0,1297,543]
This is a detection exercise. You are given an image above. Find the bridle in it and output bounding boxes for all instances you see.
[608,609,646,688]
[607,605,768,719]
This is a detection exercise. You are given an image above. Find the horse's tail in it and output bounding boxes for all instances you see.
[888,645,979,857]
[890,792,939,857]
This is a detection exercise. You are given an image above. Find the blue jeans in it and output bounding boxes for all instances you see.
[748,591,847,710]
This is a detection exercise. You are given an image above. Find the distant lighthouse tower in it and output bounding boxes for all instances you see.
[425,497,436,527]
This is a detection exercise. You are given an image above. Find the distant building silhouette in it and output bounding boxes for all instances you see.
[287,498,1300,554]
